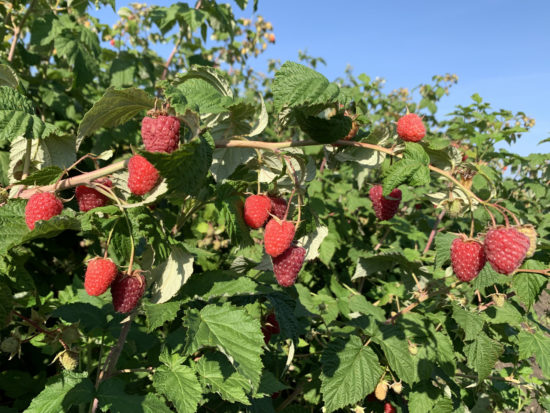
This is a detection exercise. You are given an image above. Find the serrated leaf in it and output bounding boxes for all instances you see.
[472,262,508,291]
[149,245,194,304]
[17,166,64,185]
[518,330,550,379]
[77,88,155,149]
[452,305,485,341]
[24,372,94,413]
[297,226,328,261]
[210,147,255,183]
[267,293,300,341]
[0,64,19,89]
[296,113,351,144]
[98,378,171,413]
[465,332,503,381]
[153,353,202,413]
[184,303,264,390]
[435,232,456,268]
[272,62,340,114]
[512,264,547,309]
[141,134,214,198]
[382,159,421,196]
[215,184,253,247]
[373,324,418,384]
[320,335,383,413]
[195,353,250,405]
[143,300,182,332]
[51,303,107,333]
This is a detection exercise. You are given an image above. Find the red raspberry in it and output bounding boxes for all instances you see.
[264,220,296,257]
[272,245,306,287]
[484,227,530,274]
[396,113,426,142]
[84,257,118,296]
[264,313,280,334]
[141,115,180,153]
[127,155,159,196]
[451,237,486,282]
[269,196,287,220]
[261,326,272,344]
[369,185,402,221]
[384,402,396,413]
[75,178,112,212]
[111,271,146,313]
[25,192,63,230]
[244,195,271,228]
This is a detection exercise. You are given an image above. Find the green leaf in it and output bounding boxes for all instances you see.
[77,87,155,148]
[0,86,59,144]
[512,265,547,309]
[215,183,253,247]
[472,262,508,292]
[184,303,264,389]
[373,324,418,384]
[320,335,383,413]
[16,166,64,186]
[296,113,352,144]
[195,352,250,405]
[210,147,255,183]
[518,330,550,379]
[408,382,439,413]
[141,134,214,198]
[464,332,503,381]
[153,352,202,413]
[256,370,289,397]
[435,232,456,268]
[382,159,421,195]
[149,245,194,304]
[51,303,107,333]
[143,300,182,332]
[0,64,19,89]
[272,62,340,114]
[98,378,171,413]
[452,305,485,341]
[485,302,523,326]
[0,282,13,327]
[0,200,30,254]
[24,372,94,413]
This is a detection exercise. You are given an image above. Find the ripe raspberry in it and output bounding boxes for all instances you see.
[84,257,118,296]
[264,313,280,334]
[261,326,272,345]
[141,115,180,153]
[516,224,537,258]
[369,185,402,221]
[384,402,396,413]
[396,113,426,142]
[450,237,486,282]
[264,220,296,257]
[25,192,63,230]
[75,178,112,212]
[127,155,159,196]
[272,245,306,287]
[484,227,530,274]
[244,195,271,228]
[269,196,287,220]
[111,271,146,313]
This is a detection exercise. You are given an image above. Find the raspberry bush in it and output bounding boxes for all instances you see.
[0,2,549,412]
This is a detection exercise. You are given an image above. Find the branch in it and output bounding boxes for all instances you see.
[422,209,445,255]
[11,310,69,350]
[8,0,36,62]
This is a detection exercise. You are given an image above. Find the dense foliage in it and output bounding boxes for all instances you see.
[1,1,549,412]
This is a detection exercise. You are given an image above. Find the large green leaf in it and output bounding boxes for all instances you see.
[452,305,485,341]
[98,378,171,413]
[372,324,418,384]
[183,302,264,390]
[149,245,194,304]
[464,332,503,381]
[518,330,550,379]
[320,335,383,413]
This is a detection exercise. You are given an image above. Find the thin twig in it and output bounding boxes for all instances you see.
[276,381,304,412]
[8,0,36,62]
[422,209,445,255]
[11,310,69,350]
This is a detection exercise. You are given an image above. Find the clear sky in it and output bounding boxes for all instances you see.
[91,0,550,156]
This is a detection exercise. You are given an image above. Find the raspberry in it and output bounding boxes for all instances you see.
[141,115,180,153]
[369,185,402,221]
[516,224,537,258]
[264,313,280,334]
[244,195,271,228]
[261,326,272,345]
[450,237,486,282]
[375,380,388,400]
[25,192,63,230]
[264,220,296,257]
[84,257,118,296]
[391,381,402,394]
[269,196,287,220]
[272,245,305,287]
[396,113,426,142]
[384,402,396,413]
[75,178,112,212]
[59,350,79,371]
[127,155,159,196]
[111,271,146,313]
[484,227,530,274]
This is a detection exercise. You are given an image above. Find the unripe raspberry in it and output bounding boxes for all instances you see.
[391,381,403,394]
[127,155,159,195]
[396,113,426,142]
[141,115,180,153]
[374,380,388,400]
[84,257,118,296]
[244,195,271,228]
[25,192,63,230]
[59,350,79,371]
[516,224,537,258]
[75,178,112,212]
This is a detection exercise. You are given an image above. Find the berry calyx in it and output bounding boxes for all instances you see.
[269,196,287,220]
[111,271,146,313]
[369,185,402,221]
[244,194,272,228]
[396,113,426,142]
[25,192,63,230]
[84,257,118,296]
[272,245,306,287]
[141,115,180,153]
[75,178,112,212]
[264,219,296,257]
[484,227,530,274]
[128,155,160,196]
[450,236,486,282]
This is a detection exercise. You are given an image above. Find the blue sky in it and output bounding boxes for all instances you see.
[91,0,550,156]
